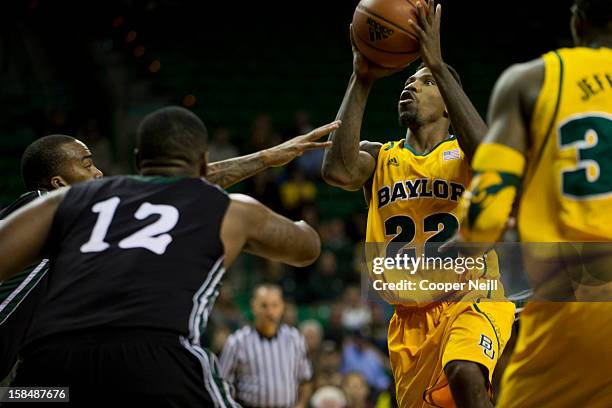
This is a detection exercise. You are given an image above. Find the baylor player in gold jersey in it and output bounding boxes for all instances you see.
[456,0,612,406]
[322,1,514,407]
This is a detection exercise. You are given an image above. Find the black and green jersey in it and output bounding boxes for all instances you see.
[27,176,229,342]
[14,176,237,406]
[0,190,50,380]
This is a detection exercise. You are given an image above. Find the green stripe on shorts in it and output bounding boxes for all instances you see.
[0,262,48,324]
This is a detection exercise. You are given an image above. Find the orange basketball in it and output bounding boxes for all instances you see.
[352,0,421,69]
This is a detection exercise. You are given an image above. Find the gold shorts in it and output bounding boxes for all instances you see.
[388,300,515,408]
[496,302,612,408]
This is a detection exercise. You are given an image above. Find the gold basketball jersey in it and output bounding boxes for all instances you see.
[497,48,612,407]
[367,137,469,244]
[365,137,504,305]
[520,47,612,242]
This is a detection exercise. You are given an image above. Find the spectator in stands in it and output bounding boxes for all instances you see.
[369,303,391,353]
[249,114,280,152]
[310,386,346,408]
[282,299,299,327]
[341,286,372,332]
[342,372,374,408]
[300,319,324,363]
[300,203,320,232]
[76,118,122,175]
[340,328,390,393]
[345,211,367,243]
[283,110,324,179]
[320,218,350,251]
[244,171,283,212]
[308,251,344,302]
[325,302,346,345]
[283,110,314,141]
[208,127,239,162]
[279,165,316,219]
[209,325,231,355]
[313,341,343,390]
[319,219,354,277]
[209,283,245,333]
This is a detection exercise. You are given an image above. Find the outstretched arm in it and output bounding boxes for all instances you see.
[221,194,321,268]
[0,189,67,281]
[206,121,340,189]
[322,26,401,191]
[409,0,487,160]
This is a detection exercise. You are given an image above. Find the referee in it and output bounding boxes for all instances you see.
[220,284,313,408]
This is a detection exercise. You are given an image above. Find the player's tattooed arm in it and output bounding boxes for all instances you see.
[221,194,321,268]
[409,0,488,161]
[206,121,340,189]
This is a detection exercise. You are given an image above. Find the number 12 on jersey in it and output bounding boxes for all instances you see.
[80,196,180,255]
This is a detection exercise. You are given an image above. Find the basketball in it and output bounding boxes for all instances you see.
[352,0,421,69]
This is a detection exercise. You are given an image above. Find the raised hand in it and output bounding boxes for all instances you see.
[349,25,404,84]
[409,0,444,71]
[263,120,341,167]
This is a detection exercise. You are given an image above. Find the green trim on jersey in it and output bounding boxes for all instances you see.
[126,175,190,184]
[532,50,564,172]
[0,261,48,324]
[205,348,236,407]
[472,302,501,353]
[402,135,457,156]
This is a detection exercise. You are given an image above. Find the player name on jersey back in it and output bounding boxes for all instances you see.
[576,71,612,101]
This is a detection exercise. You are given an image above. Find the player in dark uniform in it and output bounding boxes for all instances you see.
[0,135,103,384]
[0,106,333,407]
[0,118,339,390]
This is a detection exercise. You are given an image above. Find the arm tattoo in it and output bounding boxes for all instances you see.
[206,152,266,189]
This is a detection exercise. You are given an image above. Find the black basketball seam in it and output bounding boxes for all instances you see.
[357,4,416,38]
[355,30,420,55]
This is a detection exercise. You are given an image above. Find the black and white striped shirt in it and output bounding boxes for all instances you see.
[219,324,312,408]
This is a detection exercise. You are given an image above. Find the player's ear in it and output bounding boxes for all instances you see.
[50,175,69,189]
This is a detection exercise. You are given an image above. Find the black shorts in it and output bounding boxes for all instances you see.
[0,271,48,381]
[7,328,238,407]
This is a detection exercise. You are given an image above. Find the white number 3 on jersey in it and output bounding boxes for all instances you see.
[80,196,179,255]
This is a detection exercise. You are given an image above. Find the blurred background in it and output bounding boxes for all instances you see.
[0,0,574,405]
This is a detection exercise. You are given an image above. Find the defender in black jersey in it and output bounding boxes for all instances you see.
[0,107,334,407]
[0,135,103,383]
[0,114,338,390]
